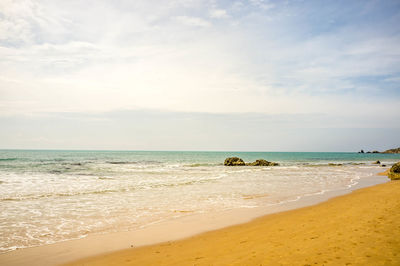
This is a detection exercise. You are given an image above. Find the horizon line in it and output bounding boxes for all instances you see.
[0,148,387,153]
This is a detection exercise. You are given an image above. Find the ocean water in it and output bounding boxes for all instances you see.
[0,150,399,253]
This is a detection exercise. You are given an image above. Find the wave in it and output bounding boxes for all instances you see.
[242,193,269,200]
[0,158,18,161]
[106,161,138,165]
[98,177,114,180]
[49,170,63,174]
[148,177,221,189]
[184,163,221,167]
[62,162,85,166]
[0,176,223,202]
[106,160,162,165]
[0,188,123,201]
[300,162,366,167]
[39,159,67,162]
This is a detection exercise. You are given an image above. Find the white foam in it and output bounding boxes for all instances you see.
[0,163,386,253]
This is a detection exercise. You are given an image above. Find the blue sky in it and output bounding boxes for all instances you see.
[0,0,399,151]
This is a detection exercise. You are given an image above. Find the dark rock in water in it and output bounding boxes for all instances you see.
[247,159,279,166]
[224,157,245,166]
[372,151,379,153]
[388,162,400,180]
[224,157,279,166]
[366,151,371,153]
[382,164,386,167]
[382,147,400,154]
[358,150,365,153]
[373,160,381,164]
[391,163,400,173]
[328,163,343,166]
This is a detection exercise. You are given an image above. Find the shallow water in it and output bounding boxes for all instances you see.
[0,150,398,252]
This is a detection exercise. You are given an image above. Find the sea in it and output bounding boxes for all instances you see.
[1,150,399,253]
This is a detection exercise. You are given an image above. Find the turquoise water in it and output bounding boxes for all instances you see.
[0,150,399,252]
[1,149,399,165]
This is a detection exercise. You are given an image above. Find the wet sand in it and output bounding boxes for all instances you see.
[66,179,400,265]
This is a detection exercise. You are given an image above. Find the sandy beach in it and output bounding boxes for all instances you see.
[2,151,398,266]
[0,170,398,265]
[61,178,400,265]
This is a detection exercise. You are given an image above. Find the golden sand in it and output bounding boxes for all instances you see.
[67,180,400,266]
[378,169,390,176]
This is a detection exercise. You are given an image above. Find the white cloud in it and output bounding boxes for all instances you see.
[248,0,274,10]
[231,1,244,11]
[0,0,399,119]
[0,0,35,45]
[174,15,211,27]
[1,0,400,150]
[209,9,228,19]
[384,76,400,83]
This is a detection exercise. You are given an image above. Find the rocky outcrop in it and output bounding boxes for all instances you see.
[224,157,279,166]
[373,160,381,164]
[358,148,400,154]
[382,148,400,154]
[388,162,400,180]
[224,157,245,166]
[247,159,279,166]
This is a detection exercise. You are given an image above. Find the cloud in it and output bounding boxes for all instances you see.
[174,16,211,27]
[0,0,75,46]
[209,9,229,19]
[1,0,400,150]
[384,76,400,83]
[0,0,38,45]
[0,0,399,117]
[248,0,275,10]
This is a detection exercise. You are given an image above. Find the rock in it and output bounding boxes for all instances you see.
[388,162,400,180]
[358,150,364,153]
[382,148,400,154]
[373,160,381,164]
[224,158,279,166]
[224,157,245,166]
[372,151,379,153]
[328,163,343,166]
[382,164,386,167]
[247,159,279,166]
[366,151,371,153]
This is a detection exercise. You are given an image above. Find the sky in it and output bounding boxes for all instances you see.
[0,0,399,151]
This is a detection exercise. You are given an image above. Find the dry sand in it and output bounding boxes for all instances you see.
[66,180,400,266]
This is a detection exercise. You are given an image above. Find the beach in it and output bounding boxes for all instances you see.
[66,179,400,266]
[1,151,399,265]
[0,172,398,265]
[2,0,400,264]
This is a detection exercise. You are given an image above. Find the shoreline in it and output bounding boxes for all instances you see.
[0,167,390,266]
[68,179,400,266]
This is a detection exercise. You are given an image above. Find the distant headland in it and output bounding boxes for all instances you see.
[358,147,400,154]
